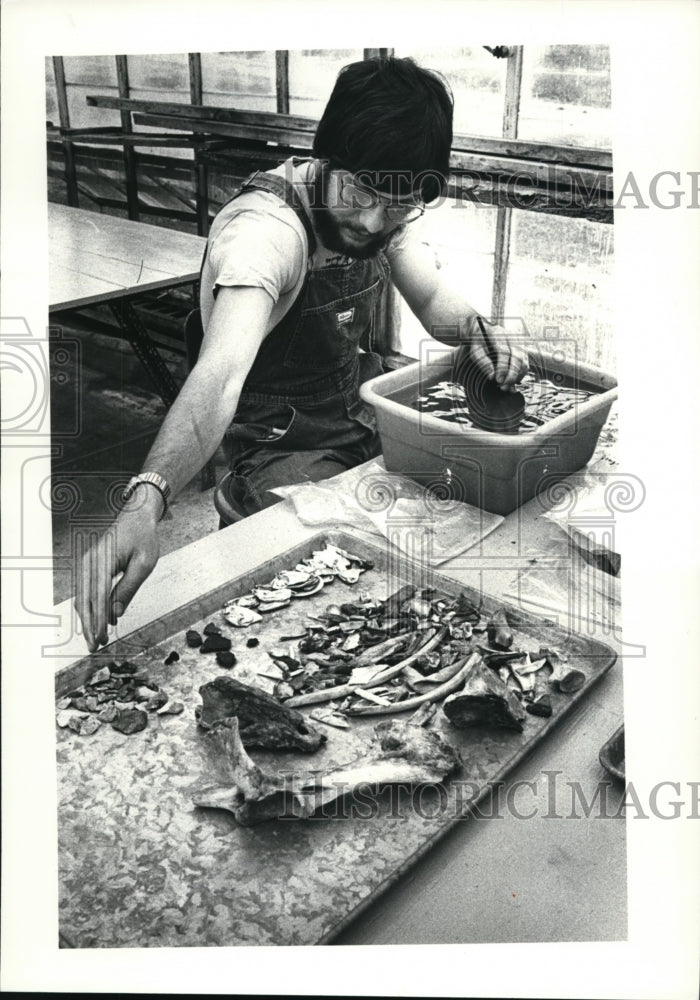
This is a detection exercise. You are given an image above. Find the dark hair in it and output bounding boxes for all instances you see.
[312,56,453,203]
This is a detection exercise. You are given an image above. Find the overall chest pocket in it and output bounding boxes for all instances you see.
[284,275,384,372]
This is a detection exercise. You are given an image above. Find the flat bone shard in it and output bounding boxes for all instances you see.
[196,675,326,752]
[193,718,461,825]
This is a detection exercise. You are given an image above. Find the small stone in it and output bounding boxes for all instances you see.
[68,714,101,735]
[111,708,148,734]
[135,684,160,701]
[88,666,111,686]
[71,696,90,712]
[111,661,138,676]
[83,695,99,712]
[57,709,87,728]
[145,691,169,712]
[66,689,85,699]
[97,703,118,723]
[199,634,232,654]
[114,686,136,703]
[526,696,553,718]
[56,696,72,711]
[96,690,116,704]
[114,700,136,711]
[164,650,180,666]
[157,701,184,716]
[216,650,237,669]
[203,623,221,636]
[246,638,259,648]
[186,630,203,648]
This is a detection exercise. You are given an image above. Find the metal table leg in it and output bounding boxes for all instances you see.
[107,298,180,407]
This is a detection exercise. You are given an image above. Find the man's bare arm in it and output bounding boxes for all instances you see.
[389,237,528,386]
[74,285,274,651]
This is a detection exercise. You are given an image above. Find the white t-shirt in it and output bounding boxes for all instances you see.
[199,158,410,334]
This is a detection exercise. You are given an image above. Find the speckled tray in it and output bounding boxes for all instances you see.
[56,529,616,948]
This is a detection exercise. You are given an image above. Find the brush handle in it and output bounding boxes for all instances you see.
[475,316,498,368]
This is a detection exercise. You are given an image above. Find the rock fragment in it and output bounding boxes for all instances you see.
[111,708,148,735]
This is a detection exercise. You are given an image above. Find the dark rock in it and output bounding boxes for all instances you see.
[111,661,138,675]
[216,650,237,669]
[246,638,260,648]
[186,629,203,648]
[203,623,221,636]
[526,696,553,718]
[199,634,232,654]
[164,650,180,666]
[111,708,148,735]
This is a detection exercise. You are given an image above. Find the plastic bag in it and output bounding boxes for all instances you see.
[271,458,503,566]
[504,517,622,634]
[542,467,623,577]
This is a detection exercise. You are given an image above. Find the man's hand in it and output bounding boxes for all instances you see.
[74,489,161,652]
[466,315,529,390]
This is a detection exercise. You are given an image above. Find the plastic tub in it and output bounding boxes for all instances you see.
[599,724,625,782]
[360,346,618,516]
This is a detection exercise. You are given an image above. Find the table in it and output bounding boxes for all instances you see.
[51,455,626,946]
[48,203,206,406]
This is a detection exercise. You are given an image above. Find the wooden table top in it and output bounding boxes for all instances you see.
[48,202,207,311]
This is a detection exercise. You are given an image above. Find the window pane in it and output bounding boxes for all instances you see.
[518,45,612,149]
[288,49,363,117]
[126,54,191,96]
[65,84,121,129]
[505,211,615,371]
[397,199,497,357]
[200,51,276,111]
[393,46,507,138]
[62,55,118,87]
[45,57,58,123]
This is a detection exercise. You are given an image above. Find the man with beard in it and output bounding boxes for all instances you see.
[76,55,528,650]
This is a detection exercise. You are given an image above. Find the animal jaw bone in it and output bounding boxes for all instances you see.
[193,717,461,826]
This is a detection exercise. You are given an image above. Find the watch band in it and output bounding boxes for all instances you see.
[122,473,172,517]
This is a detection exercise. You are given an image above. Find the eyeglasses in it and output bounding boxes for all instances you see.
[337,172,425,225]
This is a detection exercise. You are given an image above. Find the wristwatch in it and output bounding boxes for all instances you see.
[122,472,172,518]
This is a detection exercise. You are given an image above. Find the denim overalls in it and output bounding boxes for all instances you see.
[210,166,389,514]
